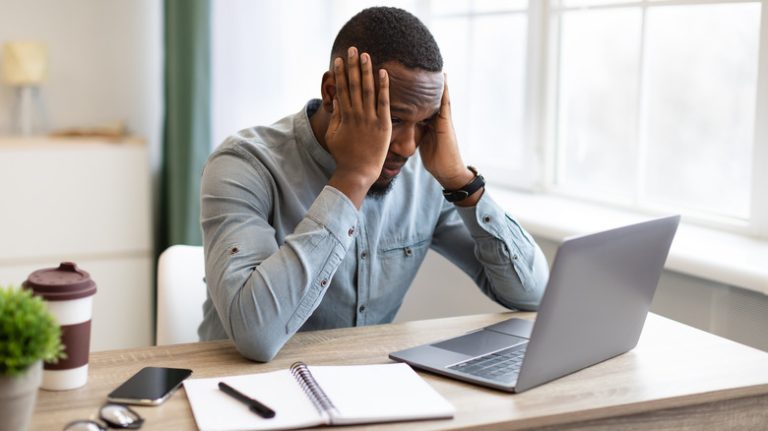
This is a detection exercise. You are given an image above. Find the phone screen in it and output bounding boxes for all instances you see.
[107,367,193,405]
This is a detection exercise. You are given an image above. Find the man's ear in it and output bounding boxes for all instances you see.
[320,71,336,113]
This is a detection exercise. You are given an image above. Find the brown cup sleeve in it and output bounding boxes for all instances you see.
[45,320,91,370]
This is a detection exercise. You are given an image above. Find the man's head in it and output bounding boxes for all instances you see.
[321,7,445,197]
[329,7,443,74]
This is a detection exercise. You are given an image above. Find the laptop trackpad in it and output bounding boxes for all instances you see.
[432,330,527,357]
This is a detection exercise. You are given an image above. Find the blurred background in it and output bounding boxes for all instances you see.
[0,0,766,353]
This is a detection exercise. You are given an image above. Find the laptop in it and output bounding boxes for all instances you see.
[390,215,680,393]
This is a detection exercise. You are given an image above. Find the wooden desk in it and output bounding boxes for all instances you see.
[31,313,768,430]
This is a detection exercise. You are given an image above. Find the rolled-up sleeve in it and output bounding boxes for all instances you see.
[200,149,358,362]
[432,193,548,311]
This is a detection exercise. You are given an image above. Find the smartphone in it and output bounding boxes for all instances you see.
[107,367,193,406]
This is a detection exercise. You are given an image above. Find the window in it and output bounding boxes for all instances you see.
[548,0,764,233]
[213,0,767,236]
[426,0,536,186]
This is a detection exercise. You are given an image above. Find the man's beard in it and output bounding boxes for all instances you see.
[366,175,396,199]
[367,154,407,199]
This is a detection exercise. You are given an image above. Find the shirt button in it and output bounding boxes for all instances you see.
[512,254,519,261]
[358,305,366,313]
[320,279,328,286]
[348,227,355,236]
[360,251,368,259]
[404,247,413,257]
[483,216,491,223]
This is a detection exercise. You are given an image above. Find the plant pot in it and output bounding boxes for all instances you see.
[0,360,42,431]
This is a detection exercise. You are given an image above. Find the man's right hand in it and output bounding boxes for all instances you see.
[326,46,391,208]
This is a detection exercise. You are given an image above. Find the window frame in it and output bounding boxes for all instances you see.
[752,0,768,239]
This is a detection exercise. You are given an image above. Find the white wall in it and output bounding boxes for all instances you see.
[211,0,421,148]
[0,0,163,172]
[0,1,162,350]
[212,0,335,147]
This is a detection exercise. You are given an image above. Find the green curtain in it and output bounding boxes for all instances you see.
[160,0,211,251]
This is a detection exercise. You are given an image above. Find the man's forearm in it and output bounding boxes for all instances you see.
[463,196,548,309]
[203,186,358,362]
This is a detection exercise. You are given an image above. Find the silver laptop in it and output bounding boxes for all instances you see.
[390,215,680,393]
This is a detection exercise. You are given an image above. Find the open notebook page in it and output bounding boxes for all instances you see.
[308,363,455,425]
[184,370,325,431]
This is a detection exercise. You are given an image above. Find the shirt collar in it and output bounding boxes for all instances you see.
[294,99,336,177]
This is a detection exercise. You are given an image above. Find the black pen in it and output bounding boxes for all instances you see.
[218,381,276,419]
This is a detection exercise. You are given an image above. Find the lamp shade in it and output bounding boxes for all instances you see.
[2,42,48,85]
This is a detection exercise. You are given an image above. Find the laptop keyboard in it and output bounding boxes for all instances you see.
[448,345,527,381]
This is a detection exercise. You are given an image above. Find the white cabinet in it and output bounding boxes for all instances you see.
[0,137,153,351]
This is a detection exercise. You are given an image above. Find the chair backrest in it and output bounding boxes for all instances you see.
[156,245,207,345]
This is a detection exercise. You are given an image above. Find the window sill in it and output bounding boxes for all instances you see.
[489,186,768,295]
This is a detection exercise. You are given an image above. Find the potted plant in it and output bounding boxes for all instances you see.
[0,285,64,431]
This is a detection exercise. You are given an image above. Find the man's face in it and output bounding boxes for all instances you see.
[367,61,444,198]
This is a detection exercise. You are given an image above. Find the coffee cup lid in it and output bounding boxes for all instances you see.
[23,262,97,301]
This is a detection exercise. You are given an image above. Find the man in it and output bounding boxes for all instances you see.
[198,7,549,362]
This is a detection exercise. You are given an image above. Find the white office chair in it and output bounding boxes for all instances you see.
[156,245,207,345]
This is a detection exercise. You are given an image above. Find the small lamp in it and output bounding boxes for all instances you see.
[2,42,49,136]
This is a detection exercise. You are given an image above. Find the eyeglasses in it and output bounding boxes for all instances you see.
[63,403,144,430]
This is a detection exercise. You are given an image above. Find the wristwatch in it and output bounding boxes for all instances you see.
[442,166,485,203]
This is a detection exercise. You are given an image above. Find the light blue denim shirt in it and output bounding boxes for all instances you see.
[198,100,549,362]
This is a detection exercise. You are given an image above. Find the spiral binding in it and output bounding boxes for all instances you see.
[290,362,338,416]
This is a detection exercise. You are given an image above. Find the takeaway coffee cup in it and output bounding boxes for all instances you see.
[23,262,97,390]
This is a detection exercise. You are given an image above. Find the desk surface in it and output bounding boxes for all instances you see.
[31,313,768,430]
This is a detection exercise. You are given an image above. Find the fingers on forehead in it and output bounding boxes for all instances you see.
[361,53,377,113]
[377,69,390,123]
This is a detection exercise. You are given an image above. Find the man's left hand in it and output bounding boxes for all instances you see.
[419,74,481,205]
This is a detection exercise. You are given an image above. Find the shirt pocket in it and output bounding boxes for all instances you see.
[374,236,431,306]
[378,237,431,260]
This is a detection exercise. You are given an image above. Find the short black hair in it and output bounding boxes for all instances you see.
[330,7,443,72]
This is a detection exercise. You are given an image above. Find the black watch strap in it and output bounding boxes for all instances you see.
[442,166,485,203]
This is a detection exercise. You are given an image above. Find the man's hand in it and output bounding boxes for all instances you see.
[419,75,481,206]
[326,47,391,208]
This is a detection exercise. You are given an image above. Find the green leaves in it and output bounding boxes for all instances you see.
[0,286,65,376]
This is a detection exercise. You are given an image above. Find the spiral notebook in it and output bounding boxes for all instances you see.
[184,362,454,431]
